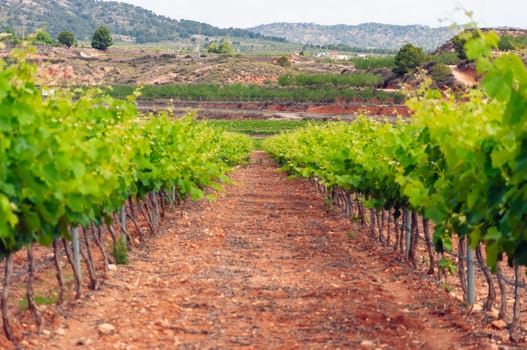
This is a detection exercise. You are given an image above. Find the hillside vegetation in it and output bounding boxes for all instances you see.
[3,0,461,51]
[248,22,457,51]
[1,0,283,43]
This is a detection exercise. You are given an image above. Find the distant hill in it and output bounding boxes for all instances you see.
[0,0,284,44]
[248,23,457,51]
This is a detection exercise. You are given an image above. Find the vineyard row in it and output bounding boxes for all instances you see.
[263,30,527,342]
[0,45,253,342]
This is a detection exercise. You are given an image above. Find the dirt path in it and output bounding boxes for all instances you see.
[32,151,492,349]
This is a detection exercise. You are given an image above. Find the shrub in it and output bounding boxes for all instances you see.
[0,28,18,44]
[34,31,54,46]
[452,34,467,59]
[277,55,291,67]
[431,52,459,65]
[58,31,74,48]
[429,63,452,85]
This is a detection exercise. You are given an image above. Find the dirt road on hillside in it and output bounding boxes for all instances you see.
[22,152,498,349]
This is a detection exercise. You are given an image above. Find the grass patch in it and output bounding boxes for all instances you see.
[112,237,129,265]
[347,231,359,239]
[19,294,57,310]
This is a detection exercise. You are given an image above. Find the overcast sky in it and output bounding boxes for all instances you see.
[115,0,526,29]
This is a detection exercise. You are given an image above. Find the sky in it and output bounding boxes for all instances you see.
[115,0,526,29]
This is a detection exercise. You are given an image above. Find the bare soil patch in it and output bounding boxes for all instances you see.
[451,66,478,87]
[139,100,411,119]
[14,152,500,349]
[0,47,287,86]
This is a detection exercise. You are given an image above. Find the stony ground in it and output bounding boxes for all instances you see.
[9,152,508,349]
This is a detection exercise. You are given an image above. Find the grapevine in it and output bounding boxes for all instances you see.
[265,29,527,271]
[0,43,252,341]
[264,29,527,341]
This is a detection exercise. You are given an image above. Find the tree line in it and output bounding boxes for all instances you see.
[2,0,286,44]
[1,26,114,51]
[109,83,404,104]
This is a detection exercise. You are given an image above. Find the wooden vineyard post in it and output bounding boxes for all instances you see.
[344,192,351,217]
[404,209,411,258]
[467,241,475,306]
[120,204,128,245]
[71,226,82,280]
[369,208,375,237]
[171,186,177,205]
[151,191,158,228]
[422,218,435,275]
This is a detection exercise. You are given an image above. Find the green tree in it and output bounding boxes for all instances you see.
[207,40,234,55]
[218,39,234,55]
[452,34,468,59]
[58,31,74,48]
[207,42,218,53]
[34,31,54,46]
[91,26,113,51]
[393,43,427,75]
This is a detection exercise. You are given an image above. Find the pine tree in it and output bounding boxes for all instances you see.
[91,26,113,51]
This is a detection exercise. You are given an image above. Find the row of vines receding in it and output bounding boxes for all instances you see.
[263,29,527,343]
[0,42,253,343]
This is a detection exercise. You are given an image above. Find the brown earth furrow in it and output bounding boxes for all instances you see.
[31,151,491,349]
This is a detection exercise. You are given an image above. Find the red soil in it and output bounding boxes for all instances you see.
[1,151,502,349]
